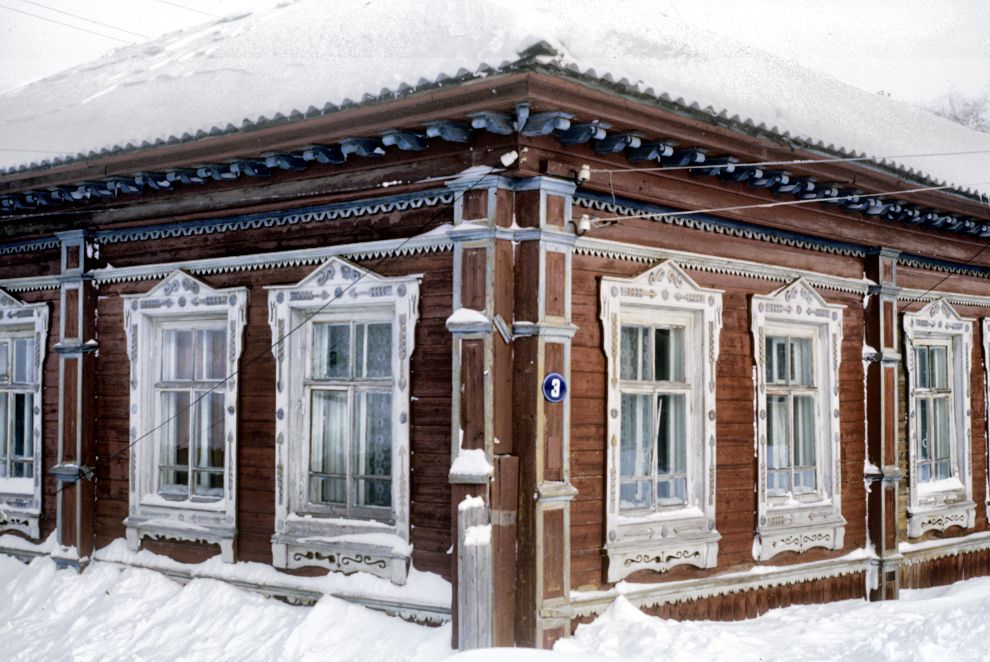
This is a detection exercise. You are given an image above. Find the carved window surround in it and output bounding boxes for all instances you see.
[122,271,247,562]
[0,289,48,539]
[600,261,722,582]
[903,300,975,537]
[267,258,420,585]
[752,280,846,560]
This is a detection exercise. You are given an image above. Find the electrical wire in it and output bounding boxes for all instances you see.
[581,182,990,225]
[17,0,150,38]
[589,148,990,175]
[44,162,501,501]
[150,0,221,19]
[0,2,134,43]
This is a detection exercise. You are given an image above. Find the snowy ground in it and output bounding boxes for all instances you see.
[3,553,990,662]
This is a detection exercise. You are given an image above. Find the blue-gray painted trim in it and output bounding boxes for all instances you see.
[575,190,869,258]
[93,189,454,245]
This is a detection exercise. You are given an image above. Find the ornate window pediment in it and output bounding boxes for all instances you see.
[268,258,420,584]
[0,289,48,539]
[600,261,722,581]
[752,279,845,560]
[122,271,247,561]
[903,300,975,537]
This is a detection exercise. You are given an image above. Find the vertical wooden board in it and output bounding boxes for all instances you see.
[545,195,565,227]
[883,367,896,467]
[492,455,518,646]
[495,189,513,228]
[515,190,542,228]
[544,343,564,481]
[543,507,565,600]
[461,339,485,451]
[514,242,541,322]
[62,357,78,463]
[64,288,79,338]
[883,300,894,349]
[461,248,487,311]
[462,189,488,221]
[545,251,565,318]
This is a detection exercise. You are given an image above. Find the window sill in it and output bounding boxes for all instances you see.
[0,477,35,497]
[0,505,39,538]
[606,512,719,582]
[272,531,411,585]
[124,512,236,562]
[755,507,846,561]
[907,500,976,537]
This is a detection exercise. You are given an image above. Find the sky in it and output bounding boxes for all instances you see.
[0,0,988,106]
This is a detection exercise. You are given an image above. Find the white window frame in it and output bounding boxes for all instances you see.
[268,258,419,584]
[601,261,721,581]
[752,279,845,560]
[122,271,247,562]
[903,300,975,537]
[0,289,48,539]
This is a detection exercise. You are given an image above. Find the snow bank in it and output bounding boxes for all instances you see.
[0,554,451,662]
[93,538,449,609]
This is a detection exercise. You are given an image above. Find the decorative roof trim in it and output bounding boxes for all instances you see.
[93,189,454,245]
[898,287,990,310]
[898,253,990,280]
[0,237,60,256]
[574,191,869,258]
[0,275,61,292]
[90,230,453,285]
[568,550,870,617]
[574,236,873,295]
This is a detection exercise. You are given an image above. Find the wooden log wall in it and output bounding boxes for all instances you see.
[90,215,455,577]
[569,223,869,593]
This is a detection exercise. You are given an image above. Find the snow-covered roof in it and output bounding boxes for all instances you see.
[2,0,989,197]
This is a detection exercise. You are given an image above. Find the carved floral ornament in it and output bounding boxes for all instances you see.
[903,299,976,538]
[267,257,421,584]
[600,260,723,582]
[121,271,248,562]
[751,279,846,561]
[0,288,49,539]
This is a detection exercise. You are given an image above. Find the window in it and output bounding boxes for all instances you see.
[269,258,419,584]
[751,280,845,560]
[123,272,247,562]
[601,261,721,582]
[0,290,47,539]
[903,300,975,537]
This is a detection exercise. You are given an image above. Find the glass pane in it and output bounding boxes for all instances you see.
[640,326,652,381]
[935,460,952,480]
[310,476,346,504]
[791,338,813,386]
[0,341,8,384]
[793,395,816,468]
[12,393,32,462]
[202,329,227,381]
[931,347,948,390]
[917,398,931,460]
[767,337,788,384]
[918,462,932,483]
[313,324,350,380]
[619,392,652,511]
[0,396,7,475]
[163,330,194,381]
[620,326,639,381]
[310,390,347,504]
[793,469,816,494]
[357,392,392,508]
[12,338,33,384]
[933,396,951,461]
[364,323,392,378]
[654,328,685,382]
[767,395,790,470]
[656,394,686,475]
[767,470,789,496]
[915,347,929,389]
[159,391,191,496]
[192,391,225,498]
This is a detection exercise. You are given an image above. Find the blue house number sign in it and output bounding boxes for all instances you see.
[542,372,567,403]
